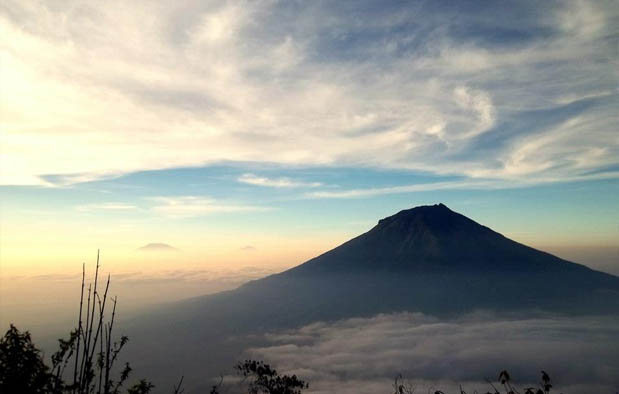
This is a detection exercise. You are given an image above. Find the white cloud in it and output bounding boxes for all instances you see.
[238,173,322,188]
[150,196,269,218]
[305,180,499,199]
[306,169,619,199]
[245,313,619,394]
[453,86,495,137]
[554,89,615,105]
[1,1,617,186]
[76,202,137,211]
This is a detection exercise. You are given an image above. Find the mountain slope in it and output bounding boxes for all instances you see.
[286,203,599,275]
[137,203,619,334]
[127,204,619,391]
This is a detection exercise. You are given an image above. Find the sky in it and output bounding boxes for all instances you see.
[1,0,618,326]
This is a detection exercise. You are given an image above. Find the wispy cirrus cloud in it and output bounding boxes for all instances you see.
[149,196,269,218]
[238,173,322,188]
[305,170,619,199]
[0,1,617,187]
[306,180,497,199]
[76,202,138,211]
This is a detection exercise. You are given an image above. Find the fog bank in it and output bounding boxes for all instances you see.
[246,312,619,394]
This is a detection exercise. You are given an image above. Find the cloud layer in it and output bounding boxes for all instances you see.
[2,1,617,186]
[0,265,281,338]
[246,312,619,394]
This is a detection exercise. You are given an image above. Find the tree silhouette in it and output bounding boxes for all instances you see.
[126,380,154,394]
[0,324,52,394]
[232,360,308,394]
[0,255,153,394]
[0,255,309,394]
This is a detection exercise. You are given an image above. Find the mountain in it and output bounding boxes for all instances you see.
[287,203,596,275]
[137,242,179,252]
[128,204,619,391]
[223,203,619,322]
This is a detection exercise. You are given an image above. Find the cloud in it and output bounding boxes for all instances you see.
[453,86,495,138]
[305,180,499,199]
[0,265,283,337]
[3,266,279,286]
[240,245,256,251]
[245,313,619,394]
[150,196,269,218]
[76,202,137,211]
[107,266,279,285]
[1,1,617,186]
[305,170,619,199]
[238,173,322,188]
[137,242,178,252]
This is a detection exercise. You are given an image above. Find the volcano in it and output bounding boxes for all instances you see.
[140,203,619,331]
[225,203,619,321]
[287,203,598,275]
[130,204,619,389]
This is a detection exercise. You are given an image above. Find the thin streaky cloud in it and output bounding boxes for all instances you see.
[305,171,619,199]
[238,173,323,188]
[149,196,270,218]
[76,202,138,211]
[306,180,502,199]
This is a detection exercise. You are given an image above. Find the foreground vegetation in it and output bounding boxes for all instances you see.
[0,256,309,394]
[0,256,559,394]
[0,324,559,394]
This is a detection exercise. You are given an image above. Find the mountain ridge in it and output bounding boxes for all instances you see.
[127,204,619,391]
[282,203,599,276]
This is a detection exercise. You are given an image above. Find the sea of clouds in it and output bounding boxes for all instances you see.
[244,312,619,394]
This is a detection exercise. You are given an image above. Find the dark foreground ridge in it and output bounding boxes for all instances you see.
[128,204,619,391]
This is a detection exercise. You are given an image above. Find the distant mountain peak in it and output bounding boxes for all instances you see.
[377,203,456,224]
[374,203,483,238]
[287,204,583,275]
[379,203,449,221]
[137,242,179,252]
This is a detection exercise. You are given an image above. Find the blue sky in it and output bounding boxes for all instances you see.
[0,0,618,275]
[3,164,618,246]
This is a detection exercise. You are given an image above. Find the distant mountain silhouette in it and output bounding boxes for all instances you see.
[137,242,179,252]
[138,242,178,252]
[128,204,619,391]
[287,203,593,275]
[225,203,619,322]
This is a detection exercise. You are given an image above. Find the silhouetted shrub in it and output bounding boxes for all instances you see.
[0,324,52,394]
[393,369,555,394]
[0,254,154,394]
[126,379,155,394]
[235,360,308,394]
